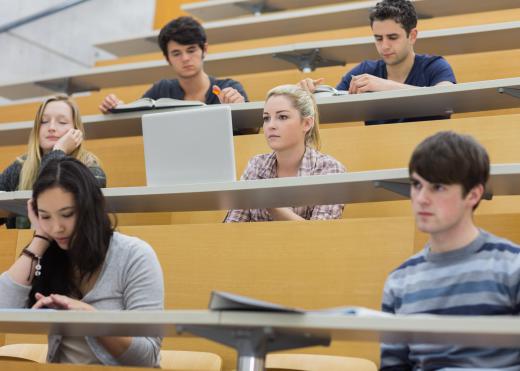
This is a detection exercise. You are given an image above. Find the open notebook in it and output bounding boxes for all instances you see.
[313,85,349,97]
[209,291,390,317]
[109,97,204,113]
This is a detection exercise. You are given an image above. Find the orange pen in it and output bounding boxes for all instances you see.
[212,86,221,95]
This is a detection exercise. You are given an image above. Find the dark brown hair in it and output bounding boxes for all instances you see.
[28,157,114,306]
[409,131,490,198]
[158,16,206,58]
[369,0,417,35]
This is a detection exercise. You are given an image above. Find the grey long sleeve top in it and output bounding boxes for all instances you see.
[0,232,164,367]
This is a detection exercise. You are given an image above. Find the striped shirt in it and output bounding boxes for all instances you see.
[381,230,520,371]
[224,147,346,222]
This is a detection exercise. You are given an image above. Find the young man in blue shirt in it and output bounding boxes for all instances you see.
[300,0,456,124]
[99,16,248,113]
[381,131,520,370]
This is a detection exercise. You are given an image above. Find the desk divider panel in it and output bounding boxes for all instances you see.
[2,114,519,226]
[4,217,416,367]
[74,113,520,189]
[119,217,416,368]
[0,229,19,346]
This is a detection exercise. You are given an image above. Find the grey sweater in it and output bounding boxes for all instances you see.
[0,232,164,367]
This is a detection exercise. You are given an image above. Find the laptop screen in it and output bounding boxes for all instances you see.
[142,105,236,186]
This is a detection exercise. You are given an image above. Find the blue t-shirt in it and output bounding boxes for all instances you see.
[337,54,456,125]
[142,76,249,104]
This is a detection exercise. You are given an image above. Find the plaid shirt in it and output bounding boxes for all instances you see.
[224,147,346,222]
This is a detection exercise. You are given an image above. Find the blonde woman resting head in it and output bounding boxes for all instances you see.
[0,95,105,228]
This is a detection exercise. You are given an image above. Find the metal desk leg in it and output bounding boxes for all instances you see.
[237,355,264,371]
[234,328,268,371]
[179,325,330,371]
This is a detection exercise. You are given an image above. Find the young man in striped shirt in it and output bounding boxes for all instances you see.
[381,131,520,370]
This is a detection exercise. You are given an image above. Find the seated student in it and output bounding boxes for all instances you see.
[0,157,164,366]
[224,85,345,222]
[381,131,520,370]
[99,16,248,112]
[299,0,456,125]
[0,95,105,228]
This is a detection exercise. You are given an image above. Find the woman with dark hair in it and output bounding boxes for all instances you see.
[0,157,163,366]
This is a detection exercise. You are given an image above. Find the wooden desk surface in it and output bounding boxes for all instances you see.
[0,164,519,215]
[1,77,519,146]
[1,309,520,348]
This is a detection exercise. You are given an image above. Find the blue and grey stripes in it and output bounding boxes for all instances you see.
[380,230,520,371]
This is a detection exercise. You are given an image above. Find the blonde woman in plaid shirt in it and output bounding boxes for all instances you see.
[224,85,346,222]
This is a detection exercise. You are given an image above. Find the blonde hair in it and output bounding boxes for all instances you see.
[18,95,100,190]
[266,84,321,150]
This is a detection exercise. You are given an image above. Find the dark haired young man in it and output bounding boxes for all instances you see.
[381,131,520,370]
[300,0,456,124]
[99,16,248,113]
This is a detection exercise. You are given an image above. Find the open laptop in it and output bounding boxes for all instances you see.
[142,105,236,186]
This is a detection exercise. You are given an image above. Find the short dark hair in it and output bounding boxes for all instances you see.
[409,131,490,198]
[29,157,114,306]
[369,0,417,35]
[158,16,206,57]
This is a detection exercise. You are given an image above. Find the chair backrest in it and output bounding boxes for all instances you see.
[266,353,378,371]
[0,343,47,363]
[0,345,223,370]
[160,349,223,370]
